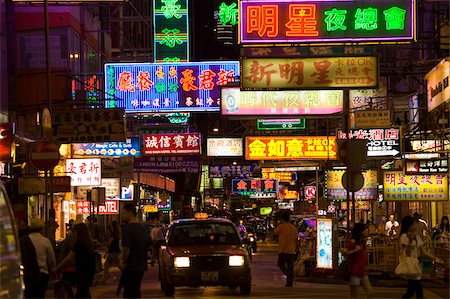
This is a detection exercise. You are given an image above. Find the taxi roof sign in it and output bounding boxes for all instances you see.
[194,213,209,219]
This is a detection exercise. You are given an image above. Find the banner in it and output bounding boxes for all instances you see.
[73,137,141,157]
[383,171,448,201]
[134,155,201,174]
[245,136,337,160]
[143,132,201,155]
[66,158,102,187]
[241,57,378,89]
[207,138,243,156]
[221,87,343,115]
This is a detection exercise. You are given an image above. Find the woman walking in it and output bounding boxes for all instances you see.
[101,221,122,284]
[398,215,443,299]
[55,223,96,298]
[342,222,373,298]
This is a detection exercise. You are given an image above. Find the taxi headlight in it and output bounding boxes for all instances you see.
[174,256,190,268]
[229,255,245,267]
[250,237,254,242]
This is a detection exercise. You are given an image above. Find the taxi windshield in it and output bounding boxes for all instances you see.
[169,222,241,246]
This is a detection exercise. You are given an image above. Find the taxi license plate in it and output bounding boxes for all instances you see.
[201,271,219,281]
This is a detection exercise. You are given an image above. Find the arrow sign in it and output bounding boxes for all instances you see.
[367,149,400,157]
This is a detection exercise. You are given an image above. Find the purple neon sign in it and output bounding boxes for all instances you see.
[239,0,415,44]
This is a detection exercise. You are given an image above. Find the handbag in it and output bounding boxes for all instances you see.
[335,259,351,281]
[395,256,422,279]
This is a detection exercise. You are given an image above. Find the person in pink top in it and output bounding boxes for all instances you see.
[342,222,373,298]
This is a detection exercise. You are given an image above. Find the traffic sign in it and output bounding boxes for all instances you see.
[30,140,60,171]
[341,171,364,193]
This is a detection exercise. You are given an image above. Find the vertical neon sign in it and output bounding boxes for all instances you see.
[153,0,189,62]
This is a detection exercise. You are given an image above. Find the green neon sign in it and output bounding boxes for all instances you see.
[256,119,306,131]
[166,112,190,124]
[218,2,238,26]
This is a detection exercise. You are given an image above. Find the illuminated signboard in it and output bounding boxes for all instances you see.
[0,123,12,162]
[337,128,401,157]
[261,170,293,182]
[239,0,415,44]
[207,138,243,157]
[326,170,378,200]
[383,171,448,201]
[245,136,337,160]
[405,159,449,175]
[73,137,141,157]
[257,119,305,130]
[76,178,121,199]
[410,140,450,152]
[316,218,333,269]
[425,58,450,112]
[232,178,279,194]
[76,200,119,215]
[66,158,101,187]
[134,155,201,173]
[143,133,201,155]
[208,165,257,178]
[340,201,371,210]
[215,0,239,46]
[153,0,189,62]
[104,61,239,112]
[221,87,343,115]
[241,57,378,90]
[260,207,272,215]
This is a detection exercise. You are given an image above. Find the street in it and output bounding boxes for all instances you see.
[87,241,447,299]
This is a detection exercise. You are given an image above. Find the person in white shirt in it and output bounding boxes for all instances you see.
[22,218,56,298]
[385,214,399,236]
[150,220,165,266]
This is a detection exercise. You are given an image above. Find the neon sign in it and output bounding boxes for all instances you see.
[219,1,238,25]
[153,0,189,62]
[105,61,239,112]
[239,0,415,44]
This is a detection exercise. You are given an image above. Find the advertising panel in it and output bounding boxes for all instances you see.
[208,165,257,178]
[261,170,294,183]
[143,133,201,155]
[326,170,378,200]
[75,200,119,215]
[153,0,189,62]
[221,87,343,115]
[405,159,449,174]
[66,158,102,187]
[316,218,333,269]
[76,178,121,199]
[0,123,12,161]
[241,57,378,89]
[337,128,401,157]
[425,58,450,112]
[104,62,239,112]
[207,138,243,156]
[410,140,450,152]
[245,136,337,160]
[239,0,415,44]
[134,155,201,174]
[232,178,279,194]
[52,108,125,143]
[383,171,448,201]
[73,137,141,157]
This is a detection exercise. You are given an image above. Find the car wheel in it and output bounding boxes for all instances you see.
[240,282,251,295]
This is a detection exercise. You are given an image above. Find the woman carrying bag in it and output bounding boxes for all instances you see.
[396,215,443,299]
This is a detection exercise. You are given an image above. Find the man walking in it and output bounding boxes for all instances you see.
[119,203,149,298]
[273,213,298,287]
[21,218,56,298]
[150,220,165,267]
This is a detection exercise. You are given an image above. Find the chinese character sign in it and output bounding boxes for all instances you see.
[134,155,200,173]
[143,133,201,155]
[239,0,415,44]
[105,62,239,112]
[383,171,448,201]
[73,137,141,157]
[337,128,401,157]
[326,170,378,200]
[245,136,337,160]
[221,87,343,115]
[76,200,119,215]
[241,57,378,89]
[425,59,450,112]
[66,158,101,187]
[208,164,257,178]
[207,138,243,156]
[154,0,189,62]
[231,178,279,194]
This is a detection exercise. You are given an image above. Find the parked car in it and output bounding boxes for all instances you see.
[159,213,252,296]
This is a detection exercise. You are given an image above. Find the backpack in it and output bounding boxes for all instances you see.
[19,235,41,284]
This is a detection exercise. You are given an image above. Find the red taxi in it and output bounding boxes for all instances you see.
[158,213,252,296]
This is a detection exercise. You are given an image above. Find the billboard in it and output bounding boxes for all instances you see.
[245,136,337,160]
[425,58,450,112]
[143,133,201,155]
[239,0,415,44]
[66,158,102,187]
[104,62,239,112]
[316,218,333,269]
[326,170,378,200]
[207,138,243,156]
[241,57,378,89]
[405,159,449,175]
[221,87,343,115]
[73,137,141,157]
[383,171,448,201]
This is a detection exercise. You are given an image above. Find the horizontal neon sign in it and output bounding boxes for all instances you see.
[105,62,239,112]
[239,0,415,44]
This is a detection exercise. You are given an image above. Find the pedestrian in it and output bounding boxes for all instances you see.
[17,218,30,238]
[101,220,122,284]
[273,213,298,287]
[55,222,96,298]
[434,216,449,243]
[150,220,165,267]
[413,212,429,238]
[398,215,443,299]
[118,203,149,298]
[44,208,59,245]
[377,215,387,236]
[342,222,373,298]
[20,218,57,298]
[58,219,78,287]
[385,214,399,236]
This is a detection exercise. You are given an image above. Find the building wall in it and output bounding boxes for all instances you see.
[0,0,8,122]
